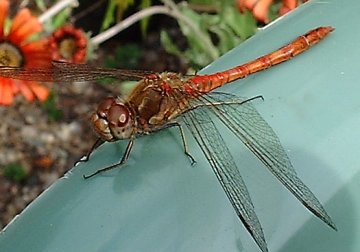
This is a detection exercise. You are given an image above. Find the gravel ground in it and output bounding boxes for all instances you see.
[0,81,108,229]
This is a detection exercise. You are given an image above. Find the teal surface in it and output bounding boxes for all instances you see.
[0,0,358,251]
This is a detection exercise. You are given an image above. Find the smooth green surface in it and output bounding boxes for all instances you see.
[0,0,358,251]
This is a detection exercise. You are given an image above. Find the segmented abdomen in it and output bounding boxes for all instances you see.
[187,26,334,93]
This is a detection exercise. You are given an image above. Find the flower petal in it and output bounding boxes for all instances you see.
[279,0,298,16]
[11,79,19,95]
[24,58,52,68]
[18,80,35,102]
[9,8,31,33]
[0,5,52,105]
[8,9,42,43]
[252,0,273,23]
[20,39,52,67]
[283,0,297,9]
[0,0,9,37]
[237,0,259,12]
[0,78,14,105]
[21,39,49,53]
[27,81,49,101]
[50,25,87,63]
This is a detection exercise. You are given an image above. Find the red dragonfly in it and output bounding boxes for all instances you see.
[0,26,335,252]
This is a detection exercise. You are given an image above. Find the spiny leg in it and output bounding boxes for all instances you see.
[83,138,134,179]
[75,138,104,165]
[164,122,196,165]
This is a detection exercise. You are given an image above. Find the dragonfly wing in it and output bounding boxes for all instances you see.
[51,61,155,81]
[0,61,154,82]
[0,66,55,82]
[201,92,336,230]
[182,109,268,252]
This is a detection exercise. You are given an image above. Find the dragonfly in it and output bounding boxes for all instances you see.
[0,26,335,252]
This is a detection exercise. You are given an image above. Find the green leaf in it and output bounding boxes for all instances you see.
[105,44,142,69]
[140,0,152,37]
[3,163,28,182]
[222,8,257,39]
[42,92,63,121]
[268,1,282,22]
[208,24,239,54]
[101,0,118,30]
[34,0,46,11]
[160,31,183,58]
[160,1,256,68]
[167,6,219,68]
[51,8,72,30]
[102,0,137,30]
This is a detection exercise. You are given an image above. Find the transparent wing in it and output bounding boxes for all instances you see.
[0,61,154,82]
[182,108,269,252]
[198,92,336,229]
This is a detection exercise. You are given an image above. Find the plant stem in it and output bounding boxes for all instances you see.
[90,6,165,45]
[38,0,79,24]
[162,0,219,60]
[90,1,219,60]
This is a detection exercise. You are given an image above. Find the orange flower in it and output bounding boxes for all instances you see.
[48,25,87,63]
[0,0,52,105]
[237,0,306,23]
[279,0,298,16]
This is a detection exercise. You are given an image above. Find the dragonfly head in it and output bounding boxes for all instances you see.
[91,97,134,141]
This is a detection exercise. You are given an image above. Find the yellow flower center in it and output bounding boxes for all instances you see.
[59,38,76,59]
[0,42,23,67]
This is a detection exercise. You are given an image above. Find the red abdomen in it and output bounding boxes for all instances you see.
[188,26,334,93]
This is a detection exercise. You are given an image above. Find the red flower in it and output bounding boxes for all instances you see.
[48,25,87,64]
[237,0,306,23]
[0,0,52,105]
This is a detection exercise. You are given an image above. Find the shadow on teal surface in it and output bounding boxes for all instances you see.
[279,170,358,252]
[1,0,360,251]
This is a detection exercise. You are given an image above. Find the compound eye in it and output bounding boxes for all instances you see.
[108,104,129,127]
[97,97,115,117]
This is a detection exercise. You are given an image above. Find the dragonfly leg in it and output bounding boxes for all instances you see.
[75,138,104,166]
[165,122,196,165]
[83,138,134,179]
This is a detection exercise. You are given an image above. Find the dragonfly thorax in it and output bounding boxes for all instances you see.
[91,97,135,141]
